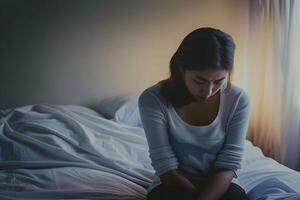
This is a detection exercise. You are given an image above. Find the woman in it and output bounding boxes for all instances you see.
[138,27,250,200]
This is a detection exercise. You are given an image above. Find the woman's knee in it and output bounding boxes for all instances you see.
[221,183,249,200]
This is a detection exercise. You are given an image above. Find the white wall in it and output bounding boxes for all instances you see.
[0,0,249,109]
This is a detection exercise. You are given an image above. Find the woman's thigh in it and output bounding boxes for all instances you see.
[147,184,197,200]
[147,183,249,200]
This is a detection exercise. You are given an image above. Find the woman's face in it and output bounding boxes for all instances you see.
[184,69,228,102]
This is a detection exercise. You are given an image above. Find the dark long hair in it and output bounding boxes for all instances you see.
[159,27,236,108]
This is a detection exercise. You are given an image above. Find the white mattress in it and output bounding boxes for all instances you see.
[0,104,299,200]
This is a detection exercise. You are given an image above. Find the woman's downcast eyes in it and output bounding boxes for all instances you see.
[193,79,206,85]
[193,79,224,85]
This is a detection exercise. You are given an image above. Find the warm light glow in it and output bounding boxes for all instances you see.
[234,1,286,160]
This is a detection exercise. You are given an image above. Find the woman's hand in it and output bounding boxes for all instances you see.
[194,169,235,200]
[160,170,199,193]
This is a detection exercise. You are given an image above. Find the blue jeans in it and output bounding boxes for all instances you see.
[147,183,249,200]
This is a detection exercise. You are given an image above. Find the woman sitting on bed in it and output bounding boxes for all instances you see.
[138,27,250,200]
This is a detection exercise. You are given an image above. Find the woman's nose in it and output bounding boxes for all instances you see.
[202,84,213,96]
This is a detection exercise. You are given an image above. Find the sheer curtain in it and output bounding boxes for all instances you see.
[236,0,300,170]
[281,0,300,170]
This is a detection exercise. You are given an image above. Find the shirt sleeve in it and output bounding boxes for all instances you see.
[138,90,179,176]
[214,90,250,177]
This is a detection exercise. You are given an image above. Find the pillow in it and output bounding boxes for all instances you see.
[99,93,143,127]
[98,94,136,119]
[113,94,142,127]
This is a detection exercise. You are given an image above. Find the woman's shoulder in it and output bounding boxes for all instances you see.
[225,84,249,100]
[138,82,169,109]
[140,82,162,96]
[226,84,245,95]
[223,84,250,110]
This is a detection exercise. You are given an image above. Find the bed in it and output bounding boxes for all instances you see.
[0,98,300,200]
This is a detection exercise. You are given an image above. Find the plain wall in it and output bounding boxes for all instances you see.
[0,0,249,110]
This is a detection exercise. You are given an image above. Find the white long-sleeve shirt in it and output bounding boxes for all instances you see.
[138,82,250,192]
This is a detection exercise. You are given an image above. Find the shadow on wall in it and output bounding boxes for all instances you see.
[0,0,249,109]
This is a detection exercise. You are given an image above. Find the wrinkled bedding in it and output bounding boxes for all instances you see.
[0,104,299,200]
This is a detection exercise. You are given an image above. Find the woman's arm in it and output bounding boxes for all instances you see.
[198,91,250,200]
[138,91,179,178]
[196,169,235,200]
[138,90,198,195]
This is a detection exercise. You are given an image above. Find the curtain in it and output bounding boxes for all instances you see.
[281,0,300,170]
[236,0,300,170]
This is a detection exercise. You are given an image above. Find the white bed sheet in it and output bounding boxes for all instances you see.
[0,104,299,200]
